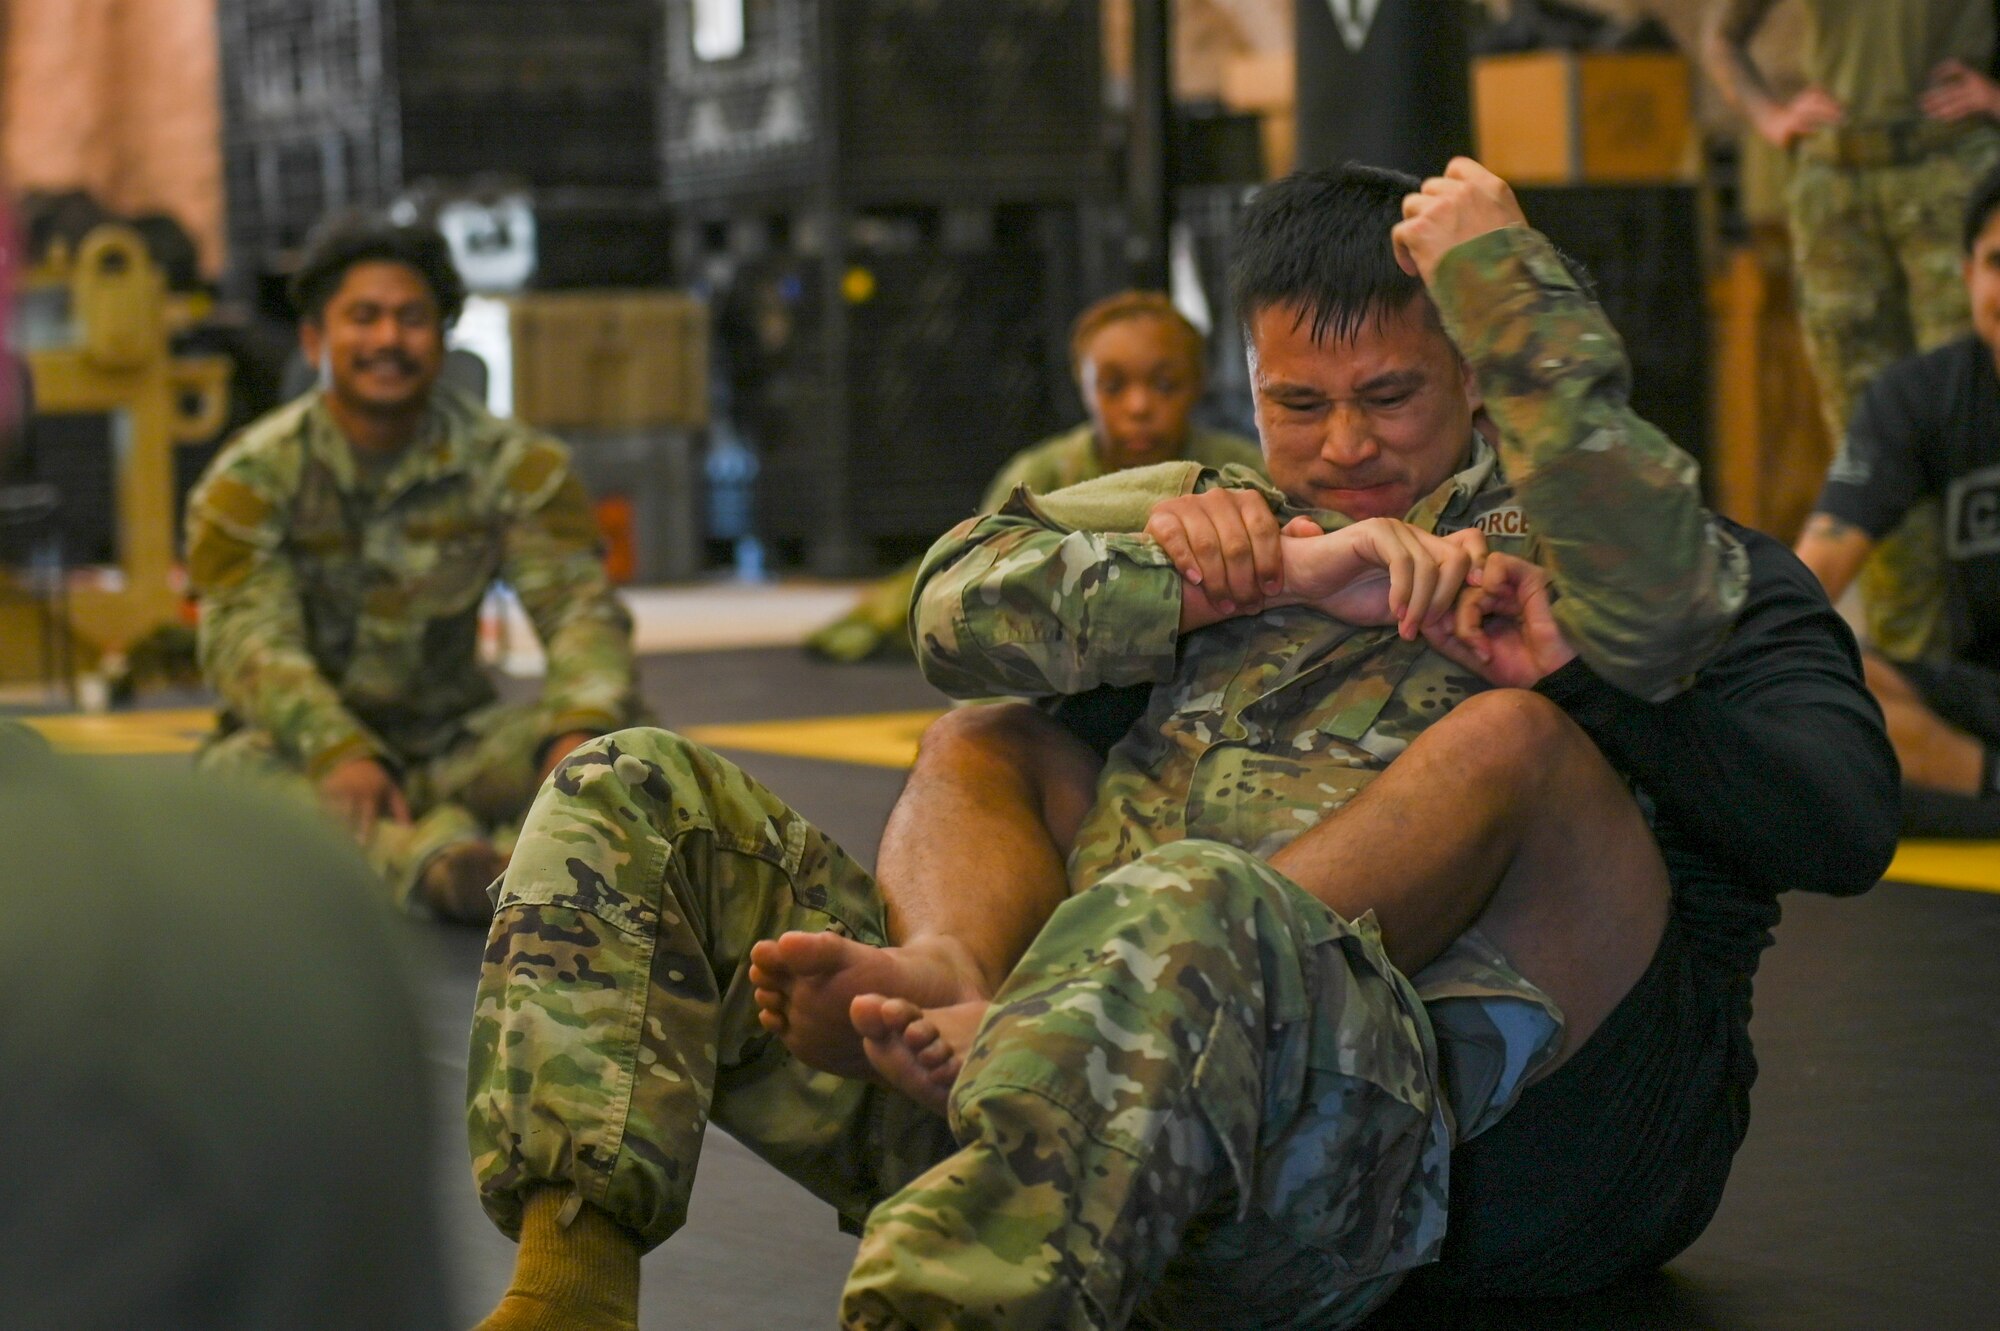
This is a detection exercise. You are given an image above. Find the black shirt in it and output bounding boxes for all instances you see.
[1816,333,2000,670]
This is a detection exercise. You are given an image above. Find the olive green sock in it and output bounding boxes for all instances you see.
[475,1188,641,1331]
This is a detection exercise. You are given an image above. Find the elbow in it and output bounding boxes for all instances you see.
[1817,832,1896,897]
[1808,770,1902,897]
[1564,606,1733,703]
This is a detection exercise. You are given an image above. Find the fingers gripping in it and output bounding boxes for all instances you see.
[1146,489,1285,615]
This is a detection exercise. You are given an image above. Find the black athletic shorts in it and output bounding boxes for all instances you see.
[1408,912,1754,1299]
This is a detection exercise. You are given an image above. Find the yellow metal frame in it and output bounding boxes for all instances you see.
[5,225,231,674]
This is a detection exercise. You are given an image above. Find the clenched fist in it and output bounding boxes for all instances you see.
[1391,158,1529,286]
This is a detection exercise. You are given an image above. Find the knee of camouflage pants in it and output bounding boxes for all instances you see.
[467,727,916,1249]
[843,839,1458,1331]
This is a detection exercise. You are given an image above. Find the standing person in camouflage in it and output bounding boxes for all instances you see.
[1704,0,2000,661]
[804,291,1263,662]
[464,161,1774,1330]
[185,219,641,922]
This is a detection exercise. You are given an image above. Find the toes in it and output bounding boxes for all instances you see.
[757,1008,787,1035]
[900,1017,937,1052]
[850,992,891,1041]
[753,985,784,1013]
[774,929,849,975]
[878,997,923,1032]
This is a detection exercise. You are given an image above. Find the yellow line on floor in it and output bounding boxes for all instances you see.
[16,705,2000,897]
[684,709,945,770]
[21,708,214,755]
[1881,840,2000,896]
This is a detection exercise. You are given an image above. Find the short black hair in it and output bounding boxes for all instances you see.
[1229,164,1428,343]
[1966,161,2000,252]
[288,214,467,326]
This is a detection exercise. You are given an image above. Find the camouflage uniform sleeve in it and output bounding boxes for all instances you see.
[497,436,639,738]
[909,464,1207,700]
[1431,226,1748,702]
[186,455,384,776]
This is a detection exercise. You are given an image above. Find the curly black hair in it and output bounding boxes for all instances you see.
[288,213,467,326]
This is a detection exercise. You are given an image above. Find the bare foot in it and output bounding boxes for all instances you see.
[852,994,990,1117]
[745,931,984,1080]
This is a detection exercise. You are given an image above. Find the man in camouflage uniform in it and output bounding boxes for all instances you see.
[1704,0,2000,659]
[185,219,639,921]
[465,161,1751,1330]
[805,290,1263,662]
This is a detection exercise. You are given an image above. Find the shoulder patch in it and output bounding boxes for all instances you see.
[532,474,603,546]
[186,519,260,592]
[196,473,275,534]
[505,437,570,504]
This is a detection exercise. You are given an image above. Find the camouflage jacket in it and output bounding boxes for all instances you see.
[980,422,1265,510]
[913,225,1747,890]
[186,388,637,776]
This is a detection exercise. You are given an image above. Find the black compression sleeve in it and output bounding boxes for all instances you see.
[1534,530,1899,897]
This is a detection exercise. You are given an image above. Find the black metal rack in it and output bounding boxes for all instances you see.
[665,0,1109,571]
[216,0,663,288]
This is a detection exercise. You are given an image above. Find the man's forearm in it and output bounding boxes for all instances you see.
[1432,227,1747,699]
[1793,513,1875,604]
[913,516,1184,699]
[1700,0,1780,119]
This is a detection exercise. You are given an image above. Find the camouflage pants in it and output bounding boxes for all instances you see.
[198,699,546,912]
[1789,126,2000,660]
[468,730,1560,1328]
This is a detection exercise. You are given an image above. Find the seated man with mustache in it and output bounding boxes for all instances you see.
[185,217,643,922]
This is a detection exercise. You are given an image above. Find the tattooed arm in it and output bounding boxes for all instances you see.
[1792,513,1875,603]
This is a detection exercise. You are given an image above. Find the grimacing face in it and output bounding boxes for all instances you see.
[299,260,447,422]
[1248,298,1479,520]
[1077,314,1203,471]
[1967,209,2000,368]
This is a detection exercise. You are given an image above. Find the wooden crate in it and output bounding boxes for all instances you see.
[508,291,709,432]
[1474,51,1693,185]
[1707,235,1833,544]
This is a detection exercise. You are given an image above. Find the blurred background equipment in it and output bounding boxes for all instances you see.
[4,222,230,684]
[506,289,710,584]
[1295,0,1475,177]
[665,0,1109,573]
[214,0,667,308]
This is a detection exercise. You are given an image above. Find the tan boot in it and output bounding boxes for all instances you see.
[475,1189,641,1331]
